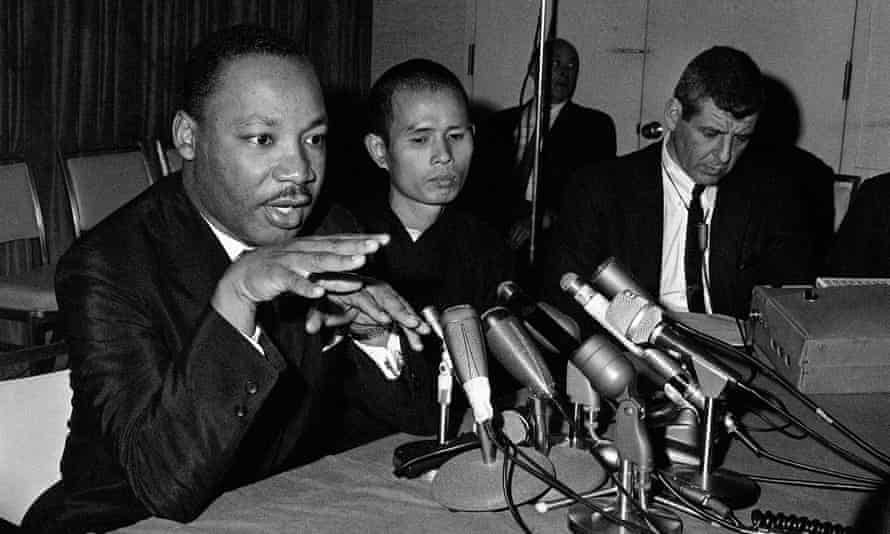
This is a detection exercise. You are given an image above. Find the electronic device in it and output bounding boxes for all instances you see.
[749,285,890,393]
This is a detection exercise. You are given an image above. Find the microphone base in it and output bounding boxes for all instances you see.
[392,433,479,479]
[567,501,683,534]
[432,447,554,511]
[540,439,609,501]
[662,465,761,509]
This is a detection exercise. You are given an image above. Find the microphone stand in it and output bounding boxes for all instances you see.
[568,385,682,534]
[659,354,760,510]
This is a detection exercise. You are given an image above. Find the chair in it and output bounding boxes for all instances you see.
[0,157,57,348]
[833,174,861,231]
[154,139,183,177]
[0,343,71,526]
[59,147,154,238]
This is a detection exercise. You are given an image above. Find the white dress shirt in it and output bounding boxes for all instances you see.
[659,134,717,313]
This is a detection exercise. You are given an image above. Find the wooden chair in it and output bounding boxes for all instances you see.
[0,342,71,526]
[0,157,57,348]
[59,146,154,238]
[154,139,183,178]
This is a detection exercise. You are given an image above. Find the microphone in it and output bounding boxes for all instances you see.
[497,281,580,355]
[590,256,653,301]
[606,289,740,394]
[560,273,707,413]
[600,289,761,510]
[570,335,635,401]
[440,305,494,462]
[432,305,554,511]
[481,306,557,400]
[482,306,559,455]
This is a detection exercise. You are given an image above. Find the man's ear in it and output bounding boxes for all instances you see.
[664,97,683,132]
[364,133,389,170]
[172,110,197,161]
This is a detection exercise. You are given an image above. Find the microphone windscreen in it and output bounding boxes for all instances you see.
[441,305,488,383]
[591,257,652,301]
[441,305,493,424]
[570,335,634,399]
[482,307,556,399]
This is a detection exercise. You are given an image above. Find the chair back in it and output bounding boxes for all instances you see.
[154,139,183,177]
[0,158,48,264]
[60,147,154,237]
[833,174,861,231]
[0,368,71,525]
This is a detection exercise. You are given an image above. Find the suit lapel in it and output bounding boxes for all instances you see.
[623,144,665,295]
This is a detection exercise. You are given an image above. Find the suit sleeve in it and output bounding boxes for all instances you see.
[760,171,819,286]
[57,248,287,522]
[337,334,439,436]
[827,176,890,277]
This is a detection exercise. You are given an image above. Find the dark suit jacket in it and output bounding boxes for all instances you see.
[25,175,436,532]
[461,101,617,234]
[542,142,818,330]
[827,173,890,277]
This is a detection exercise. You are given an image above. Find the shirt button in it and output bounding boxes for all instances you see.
[235,405,247,418]
[245,381,258,395]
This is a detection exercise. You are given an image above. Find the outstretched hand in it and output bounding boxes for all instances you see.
[212,233,390,335]
[306,278,430,352]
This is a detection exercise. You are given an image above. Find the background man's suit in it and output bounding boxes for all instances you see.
[828,173,890,277]
[25,175,436,532]
[461,101,616,235]
[542,142,818,333]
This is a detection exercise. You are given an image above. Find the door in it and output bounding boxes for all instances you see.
[637,1,857,169]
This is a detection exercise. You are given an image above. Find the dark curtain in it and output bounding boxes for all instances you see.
[0,0,372,344]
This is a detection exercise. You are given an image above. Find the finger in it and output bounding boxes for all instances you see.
[289,251,368,277]
[304,307,325,334]
[323,308,357,328]
[312,274,365,294]
[402,326,425,352]
[367,285,429,333]
[329,292,393,325]
[284,234,390,254]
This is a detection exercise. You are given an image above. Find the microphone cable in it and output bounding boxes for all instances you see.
[731,378,890,479]
[485,421,659,534]
[672,320,890,476]
[654,471,786,534]
[733,430,884,485]
[746,474,880,492]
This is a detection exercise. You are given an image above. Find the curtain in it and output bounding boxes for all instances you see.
[0,0,372,345]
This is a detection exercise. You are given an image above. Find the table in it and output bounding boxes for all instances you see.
[119,390,890,533]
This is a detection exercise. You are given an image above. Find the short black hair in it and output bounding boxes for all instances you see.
[367,59,469,144]
[183,24,307,121]
[674,46,763,120]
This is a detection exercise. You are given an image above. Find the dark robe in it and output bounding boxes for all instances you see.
[330,197,516,450]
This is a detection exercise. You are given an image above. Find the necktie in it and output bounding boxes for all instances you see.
[685,184,706,312]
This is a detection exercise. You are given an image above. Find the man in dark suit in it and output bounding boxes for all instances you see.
[827,173,890,277]
[462,38,616,275]
[24,25,436,533]
[542,46,817,331]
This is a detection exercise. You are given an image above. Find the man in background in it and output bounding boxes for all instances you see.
[462,38,616,278]
[543,46,817,333]
[827,173,890,277]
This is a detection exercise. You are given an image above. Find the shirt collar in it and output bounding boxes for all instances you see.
[199,213,252,261]
[662,132,698,200]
